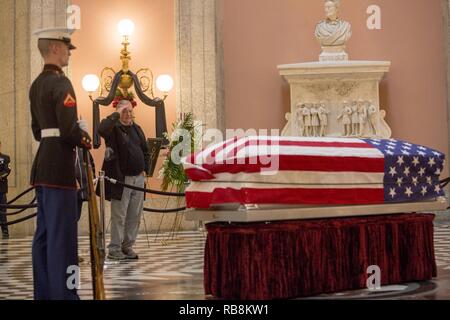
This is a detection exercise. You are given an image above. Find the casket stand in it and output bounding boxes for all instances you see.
[201,212,438,300]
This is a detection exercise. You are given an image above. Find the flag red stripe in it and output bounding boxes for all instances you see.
[184,168,216,181]
[188,138,372,164]
[186,187,385,209]
[191,137,239,164]
[226,140,372,158]
[185,155,385,181]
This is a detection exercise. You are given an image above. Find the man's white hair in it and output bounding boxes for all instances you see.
[325,0,340,8]
[117,99,132,109]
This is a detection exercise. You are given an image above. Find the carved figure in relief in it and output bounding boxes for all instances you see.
[295,103,306,136]
[357,99,367,136]
[282,112,292,137]
[337,101,352,136]
[350,101,359,136]
[302,104,312,137]
[310,104,320,137]
[367,101,380,136]
[317,102,330,137]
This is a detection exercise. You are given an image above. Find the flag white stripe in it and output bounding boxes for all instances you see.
[229,145,384,159]
[215,137,251,162]
[187,181,384,193]
[207,171,385,185]
[236,136,367,143]
[194,137,238,164]
[193,136,370,164]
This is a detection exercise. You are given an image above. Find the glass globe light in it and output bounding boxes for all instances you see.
[118,19,135,37]
[156,74,174,93]
[82,74,100,93]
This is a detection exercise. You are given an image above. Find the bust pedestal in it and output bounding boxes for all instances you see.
[278,60,392,139]
[319,45,348,61]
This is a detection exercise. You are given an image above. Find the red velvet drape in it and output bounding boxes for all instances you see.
[204,213,436,300]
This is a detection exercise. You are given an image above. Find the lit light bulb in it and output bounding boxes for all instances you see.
[82,74,100,93]
[118,19,135,37]
[156,74,174,93]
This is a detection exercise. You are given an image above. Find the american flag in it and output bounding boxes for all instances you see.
[182,136,445,209]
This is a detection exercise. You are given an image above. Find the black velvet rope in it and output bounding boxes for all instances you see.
[105,177,185,197]
[7,187,35,205]
[143,207,186,213]
[0,203,38,210]
[439,177,450,189]
[0,213,37,226]
[0,198,37,216]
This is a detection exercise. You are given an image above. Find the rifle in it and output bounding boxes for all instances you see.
[83,149,106,300]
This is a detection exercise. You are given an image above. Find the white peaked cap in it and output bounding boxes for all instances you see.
[33,27,77,50]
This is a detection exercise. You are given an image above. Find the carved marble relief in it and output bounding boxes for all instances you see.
[290,99,390,139]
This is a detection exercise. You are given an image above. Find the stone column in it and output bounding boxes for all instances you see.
[0,0,71,236]
[175,0,225,133]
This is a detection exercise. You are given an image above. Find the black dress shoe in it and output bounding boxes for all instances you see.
[2,232,9,239]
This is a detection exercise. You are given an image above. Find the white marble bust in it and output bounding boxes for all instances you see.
[315,0,352,61]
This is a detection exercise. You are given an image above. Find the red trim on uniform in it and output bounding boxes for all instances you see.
[32,183,77,191]
[63,94,76,108]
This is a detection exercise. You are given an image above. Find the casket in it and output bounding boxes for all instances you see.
[182,136,447,222]
[181,136,445,299]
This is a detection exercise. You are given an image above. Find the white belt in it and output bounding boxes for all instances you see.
[41,128,60,138]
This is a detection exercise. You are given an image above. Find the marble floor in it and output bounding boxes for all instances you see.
[0,221,450,300]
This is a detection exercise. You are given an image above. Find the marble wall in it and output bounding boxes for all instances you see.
[0,0,71,236]
[175,0,225,133]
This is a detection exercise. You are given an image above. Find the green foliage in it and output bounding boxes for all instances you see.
[159,113,198,192]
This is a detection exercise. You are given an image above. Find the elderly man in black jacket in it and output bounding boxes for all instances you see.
[98,99,150,260]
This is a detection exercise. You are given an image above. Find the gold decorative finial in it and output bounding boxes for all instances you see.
[119,35,133,94]
[83,18,173,103]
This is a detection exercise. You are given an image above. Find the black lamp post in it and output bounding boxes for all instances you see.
[82,19,173,148]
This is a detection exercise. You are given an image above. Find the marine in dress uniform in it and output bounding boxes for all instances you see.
[30,27,91,300]
[0,141,11,239]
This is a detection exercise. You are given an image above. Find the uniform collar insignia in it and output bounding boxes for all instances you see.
[43,64,64,75]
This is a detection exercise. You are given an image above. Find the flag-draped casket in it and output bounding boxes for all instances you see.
[182,136,445,209]
[183,136,443,299]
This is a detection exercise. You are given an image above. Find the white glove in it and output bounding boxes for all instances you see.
[78,119,89,132]
[104,147,114,161]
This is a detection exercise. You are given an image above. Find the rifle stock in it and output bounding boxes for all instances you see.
[83,149,106,300]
